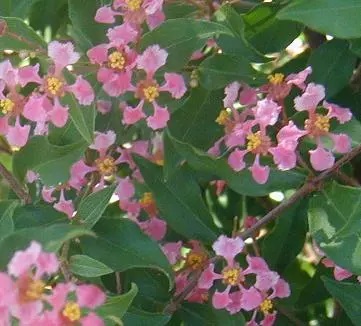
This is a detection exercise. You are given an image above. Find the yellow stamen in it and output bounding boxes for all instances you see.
[108,51,126,70]
[260,299,273,314]
[95,156,116,176]
[185,251,207,270]
[62,302,81,322]
[268,73,285,85]
[216,110,230,125]
[0,98,14,114]
[247,131,262,151]
[25,279,45,301]
[314,114,330,133]
[46,76,64,96]
[126,0,142,11]
[222,267,241,286]
[143,85,159,102]
[139,192,154,207]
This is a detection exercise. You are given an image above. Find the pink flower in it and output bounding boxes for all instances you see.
[48,41,80,74]
[309,145,335,171]
[323,101,352,123]
[68,76,95,105]
[294,83,325,112]
[146,103,170,130]
[89,131,116,156]
[53,190,74,219]
[76,284,106,308]
[122,102,146,125]
[41,186,56,203]
[212,235,244,265]
[49,98,69,127]
[286,66,312,90]
[252,99,281,127]
[95,6,118,23]
[162,241,182,265]
[223,82,240,108]
[6,117,30,148]
[159,73,187,99]
[137,45,168,78]
[116,177,135,201]
[249,156,270,185]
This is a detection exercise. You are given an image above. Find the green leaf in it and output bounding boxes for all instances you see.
[277,0,361,39]
[140,18,232,70]
[68,0,111,52]
[123,308,171,326]
[350,38,361,57]
[97,283,138,324]
[13,136,87,185]
[323,277,361,325]
[0,224,94,268]
[134,155,218,243]
[61,94,95,144]
[168,88,223,150]
[70,254,113,277]
[81,218,174,289]
[307,39,357,98]
[77,184,117,228]
[0,17,46,51]
[198,54,263,90]
[0,0,42,18]
[169,134,306,196]
[13,204,67,229]
[0,200,18,240]
[179,303,245,325]
[262,198,308,272]
[243,3,302,54]
[309,182,361,274]
[213,5,266,61]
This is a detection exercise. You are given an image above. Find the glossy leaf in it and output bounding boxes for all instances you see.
[323,277,361,325]
[309,182,361,274]
[262,198,309,272]
[69,254,113,277]
[77,184,117,228]
[199,54,263,90]
[277,0,361,39]
[80,218,174,288]
[134,155,218,243]
[0,0,42,18]
[123,308,171,326]
[13,136,87,185]
[97,283,138,324]
[307,39,357,98]
[61,93,95,145]
[0,200,18,241]
[140,18,232,70]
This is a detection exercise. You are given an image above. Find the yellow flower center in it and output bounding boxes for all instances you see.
[126,0,142,11]
[216,110,230,125]
[0,98,14,114]
[24,279,45,301]
[95,156,116,176]
[143,85,159,102]
[268,73,285,85]
[222,267,242,286]
[305,114,330,136]
[46,76,64,97]
[247,131,263,151]
[62,302,81,322]
[108,51,126,70]
[139,192,154,206]
[185,251,207,270]
[260,299,273,314]
[314,114,330,133]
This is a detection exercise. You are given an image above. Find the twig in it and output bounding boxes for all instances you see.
[239,144,361,239]
[0,162,31,203]
[115,272,122,294]
[334,170,360,187]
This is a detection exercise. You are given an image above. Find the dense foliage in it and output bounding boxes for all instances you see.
[0,0,361,325]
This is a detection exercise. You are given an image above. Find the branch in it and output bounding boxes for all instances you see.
[239,144,361,239]
[0,162,31,203]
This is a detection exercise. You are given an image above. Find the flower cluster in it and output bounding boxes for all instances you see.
[213,67,352,184]
[0,241,105,325]
[197,236,290,325]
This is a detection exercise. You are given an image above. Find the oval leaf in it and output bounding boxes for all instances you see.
[70,254,113,277]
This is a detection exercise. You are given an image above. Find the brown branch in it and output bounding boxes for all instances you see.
[239,144,361,239]
[0,162,31,203]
